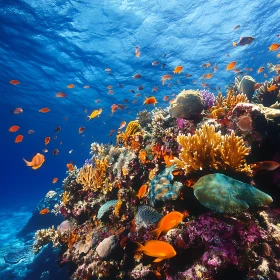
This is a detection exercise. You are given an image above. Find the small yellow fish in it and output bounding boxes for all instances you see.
[88,108,102,120]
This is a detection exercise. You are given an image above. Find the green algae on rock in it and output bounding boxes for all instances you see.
[193,173,273,214]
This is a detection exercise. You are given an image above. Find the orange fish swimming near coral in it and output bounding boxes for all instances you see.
[40,208,50,215]
[269,43,280,51]
[136,184,148,199]
[252,161,280,171]
[9,125,20,132]
[144,96,157,105]
[39,108,50,113]
[52,177,58,184]
[45,136,51,145]
[257,67,265,74]
[161,74,172,85]
[226,61,237,70]
[15,135,24,143]
[173,66,183,74]
[66,163,74,171]
[149,211,184,239]
[23,153,45,169]
[9,79,20,85]
[134,240,176,263]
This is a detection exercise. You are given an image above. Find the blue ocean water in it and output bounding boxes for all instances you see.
[1,0,280,278]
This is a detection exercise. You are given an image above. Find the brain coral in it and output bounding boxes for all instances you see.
[169,89,204,119]
[193,173,273,214]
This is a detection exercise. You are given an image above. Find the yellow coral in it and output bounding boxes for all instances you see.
[125,120,140,136]
[62,191,70,205]
[173,124,252,176]
[117,121,141,146]
[211,89,249,113]
[113,200,122,217]
[76,156,109,192]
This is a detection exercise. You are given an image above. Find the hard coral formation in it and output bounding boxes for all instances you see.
[173,124,252,176]
[194,173,273,214]
[169,89,204,119]
[33,75,280,280]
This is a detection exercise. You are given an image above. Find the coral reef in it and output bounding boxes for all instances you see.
[33,76,280,280]
[173,124,252,176]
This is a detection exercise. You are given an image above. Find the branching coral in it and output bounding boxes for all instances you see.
[76,156,109,192]
[211,89,249,114]
[117,120,141,146]
[173,124,252,176]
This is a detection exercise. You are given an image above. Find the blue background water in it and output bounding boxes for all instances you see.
[0,0,280,220]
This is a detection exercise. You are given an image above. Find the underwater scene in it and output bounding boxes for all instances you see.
[1,0,280,279]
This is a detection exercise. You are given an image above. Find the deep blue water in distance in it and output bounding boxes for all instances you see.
[1,0,280,211]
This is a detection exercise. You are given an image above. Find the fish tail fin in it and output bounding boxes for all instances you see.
[23,158,32,166]
[149,227,161,239]
[133,241,145,252]
[161,79,165,85]
[267,63,274,72]
[232,42,237,47]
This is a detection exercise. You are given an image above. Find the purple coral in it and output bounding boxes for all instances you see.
[199,89,216,108]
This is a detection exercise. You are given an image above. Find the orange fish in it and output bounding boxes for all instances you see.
[173,66,183,74]
[134,240,176,262]
[9,79,20,85]
[23,153,45,169]
[257,67,265,74]
[45,137,50,145]
[252,161,280,171]
[66,163,74,171]
[267,85,277,92]
[39,108,50,113]
[149,211,184,239]
[135,46,140,57]
[53,149,59,155]
[111,104,119,114]
[161,74,172,85]
[226,61,237,70]
[152,61,159,66]
[108,90,114,95]
[79,126,85,133]
[67,84,75,88]
[40,208,50,215]
[269,43,280,51]
[133,73,142,79]
[169,98,175,105]
[56,92,67,98]
[9,125,20,132]
[119,121,126,130]
[144,96,157,105]
[15,135,24,143]
[13,107,23,114]
[107,85,113,89]
[136,184,148,199]
[52,177,58,184]
[202,63,211,68]
[163,95,170,101]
